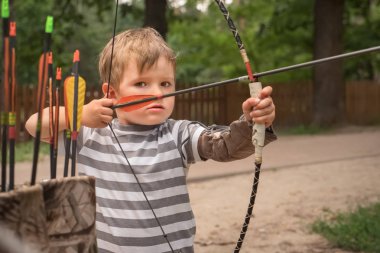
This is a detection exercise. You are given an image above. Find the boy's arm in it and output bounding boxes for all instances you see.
[198,85,276,162]
[25,98,114,142]
[25,106,66,143]
[197,118,277,162]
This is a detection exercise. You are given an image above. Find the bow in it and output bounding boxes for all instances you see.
[214,1,264,251]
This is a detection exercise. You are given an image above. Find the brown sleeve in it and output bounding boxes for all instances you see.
[197,118,277,162]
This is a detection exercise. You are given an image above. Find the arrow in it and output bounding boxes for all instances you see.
[112,45,380,112]
[8,21,16,190]
[31,16,53,185]
[47,52,56,179]
[63,76,71,178]
[1,0,10,191]
[52,67,61,179]
[64,50,86,177]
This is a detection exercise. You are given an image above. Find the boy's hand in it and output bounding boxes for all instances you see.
[242,86,275,128]
[82,97,114,128]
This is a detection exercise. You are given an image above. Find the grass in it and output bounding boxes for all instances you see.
[312,203,380,253]
[14,140,50,162]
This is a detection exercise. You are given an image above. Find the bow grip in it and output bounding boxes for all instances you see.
[249,81,265,164]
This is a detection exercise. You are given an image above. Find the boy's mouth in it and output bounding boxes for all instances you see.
[147,104,164,110]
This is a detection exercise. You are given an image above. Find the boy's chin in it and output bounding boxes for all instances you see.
[119,117,168,126]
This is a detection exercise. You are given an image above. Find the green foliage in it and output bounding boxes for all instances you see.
[167,0,315,84]
[3,0,380,89]
[312,203,380,253]
[344,0,380,80]
[8,0,130,87]
[167,0,379,85]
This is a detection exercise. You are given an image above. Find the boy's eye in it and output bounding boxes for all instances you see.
[161,82,172,87]
[135,82,147,87]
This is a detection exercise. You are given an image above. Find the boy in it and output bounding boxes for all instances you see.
[26,27,276,253]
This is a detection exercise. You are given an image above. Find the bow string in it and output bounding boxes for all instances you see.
[105,1,180,252]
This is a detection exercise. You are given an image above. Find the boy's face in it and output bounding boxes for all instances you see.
[111,56,175,125]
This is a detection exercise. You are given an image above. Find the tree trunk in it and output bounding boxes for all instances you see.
[312,0,345,127]
[144,0,168,39]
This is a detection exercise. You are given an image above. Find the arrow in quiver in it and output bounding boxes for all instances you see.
[64,50,86,177]
[0,176,97,253]
[1,0,10,192]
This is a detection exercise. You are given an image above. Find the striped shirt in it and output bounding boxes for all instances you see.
[77,119,205,253]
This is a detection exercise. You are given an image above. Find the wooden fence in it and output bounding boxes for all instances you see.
[3,80,380,142]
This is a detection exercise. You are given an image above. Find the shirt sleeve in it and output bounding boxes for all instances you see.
[168,119,206,166]
[197,117,277,162]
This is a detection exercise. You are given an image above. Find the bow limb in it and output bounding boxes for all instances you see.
[213,1,265,252]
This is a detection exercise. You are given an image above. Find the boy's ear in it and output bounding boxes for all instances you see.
[102,83,117,98]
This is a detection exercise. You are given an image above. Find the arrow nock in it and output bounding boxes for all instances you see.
[73,50,80,63]
[56,67,62,80]
[48,52,53,64]
[9,22,16,36]
[1,0,9,18]
[45,16,54,34]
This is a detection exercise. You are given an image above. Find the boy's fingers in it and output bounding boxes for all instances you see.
[100,98,115,107]
[259,86,273,99]
[250,103,275,118]
[101,106,114,116]
[101,115,113,124]
[255,97,273,110]
[251,111,275,127]
[243,98,260,109]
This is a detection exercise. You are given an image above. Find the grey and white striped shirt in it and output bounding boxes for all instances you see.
[77,119,205,253]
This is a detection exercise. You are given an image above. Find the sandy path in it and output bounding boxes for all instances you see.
[187,127,380,253]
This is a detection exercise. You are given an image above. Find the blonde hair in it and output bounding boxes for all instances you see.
[99,27,176,90]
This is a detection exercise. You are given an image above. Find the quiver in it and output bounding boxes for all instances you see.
[0,176,96,253]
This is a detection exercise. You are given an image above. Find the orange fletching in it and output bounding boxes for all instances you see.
[37,53,48,110]
[116,95,156,112]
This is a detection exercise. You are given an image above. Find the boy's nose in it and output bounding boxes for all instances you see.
[150,85,164,96]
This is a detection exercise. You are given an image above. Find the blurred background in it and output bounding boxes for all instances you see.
[1,2,379,252]
[2,0,380,141]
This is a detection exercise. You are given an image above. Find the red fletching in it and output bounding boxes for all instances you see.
[116,95,156,112]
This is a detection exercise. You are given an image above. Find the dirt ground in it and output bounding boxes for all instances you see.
[13,126,380,253]
[187,126,380,253]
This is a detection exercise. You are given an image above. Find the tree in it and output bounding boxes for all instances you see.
[144,0,168,39]
[11,0,114,86]
[312,0,345,126]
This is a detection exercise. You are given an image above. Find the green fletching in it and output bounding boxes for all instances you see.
[45,16,54,33]
[1,0,9,18]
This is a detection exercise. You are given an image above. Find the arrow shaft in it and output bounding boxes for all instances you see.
[113,46,380,111]
[254,45,380,78]
[31,17,53,185]
[1,11,9,191]
[8,21,16,190]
